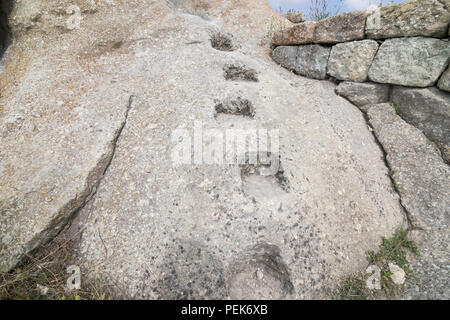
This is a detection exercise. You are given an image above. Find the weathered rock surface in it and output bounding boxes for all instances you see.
[366,0,450,39]
[327,40,379,82]
[438,67,450,92]
[227,243,294,299]
[368,37,450,87]
[1,0,408,299]
[295,44,331,80]
[272,46,297,71]
[367,104,449,230]
[0,0,134,270]
[391,86,450,162]
[335,82,390,110]
[0,86,131,272]
[284,11,305,24]
[272,21,316,46]
[152,239,227,299]
[405,229,449,300]
[367,103,449,300]
[313,11,367,44]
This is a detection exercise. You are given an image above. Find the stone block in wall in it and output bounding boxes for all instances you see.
[272,22,316,46]
[313,11,367,44]
[366,0,450,39]
[295,44,331,80]
[368,37,450,87]
[335,81,390,111]
[438,67,450,93]
[327,40,379,82]
[391,86,450,162]
[272,46,298,71]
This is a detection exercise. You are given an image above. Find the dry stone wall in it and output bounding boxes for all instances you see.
[272,0,450,162]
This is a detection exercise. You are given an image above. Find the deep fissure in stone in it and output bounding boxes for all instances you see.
[0,0,13,59]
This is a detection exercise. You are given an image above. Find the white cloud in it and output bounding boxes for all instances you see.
[344,0,382,11]
[268,0,309,10]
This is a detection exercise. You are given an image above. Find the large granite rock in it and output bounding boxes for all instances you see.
[367,103,449,230]
[391,86,450,162]
[438,67,450,93]
[367,103,450,300]
[295,44,331,80]
[335,82,390,110]
[327,40,379,82]
[272,46,298,71]
[366,0,450,39]
[272,21,316,46]
[0,67,132,271]
[313,11,367,44]
[368,37,450,87]
[0,1,133,272]
[1,0,407,299]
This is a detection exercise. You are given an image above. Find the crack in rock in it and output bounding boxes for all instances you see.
[0,0,13,59]
[0,95,136,272]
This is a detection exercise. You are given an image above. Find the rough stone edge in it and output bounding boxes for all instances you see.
[1,95,136,272]
[333,86,448,298]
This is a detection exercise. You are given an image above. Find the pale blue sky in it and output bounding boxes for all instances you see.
[268,0,408,15]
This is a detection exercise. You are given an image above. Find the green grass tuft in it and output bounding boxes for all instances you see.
[328,228,419,300]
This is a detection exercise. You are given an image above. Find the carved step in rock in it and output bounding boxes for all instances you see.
[215,96,255,118]
[224,64,259,82]
[210,30,238,52]
[240,152,289,202]
[227,242,294,300]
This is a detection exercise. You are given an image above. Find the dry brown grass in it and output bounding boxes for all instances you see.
[0,235,116,300]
